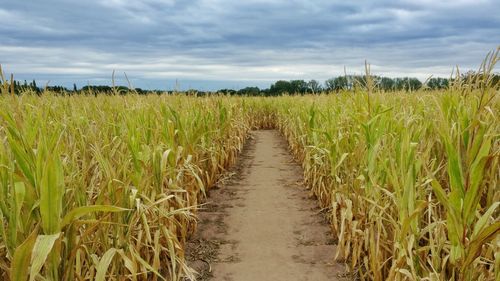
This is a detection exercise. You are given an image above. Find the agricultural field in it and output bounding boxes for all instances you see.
[0,58,499,280]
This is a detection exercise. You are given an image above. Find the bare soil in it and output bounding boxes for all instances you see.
[186,130,348,281]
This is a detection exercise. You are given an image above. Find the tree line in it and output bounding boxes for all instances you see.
[221,76,455,96]
[1,74,498,96]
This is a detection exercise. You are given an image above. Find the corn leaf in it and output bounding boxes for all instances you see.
[29,233,60,281]
[95,248,117,281]
[61,205,129,228]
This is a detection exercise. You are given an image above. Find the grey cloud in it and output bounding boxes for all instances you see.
[0,0,498,90]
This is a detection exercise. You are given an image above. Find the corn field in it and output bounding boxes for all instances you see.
[0,54,499,280]
[0,95,253,280]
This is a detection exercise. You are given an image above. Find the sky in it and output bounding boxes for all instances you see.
[0,0,499,90]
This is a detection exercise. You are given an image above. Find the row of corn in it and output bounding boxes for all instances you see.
[0,94,255,280]
[269,53,499,280]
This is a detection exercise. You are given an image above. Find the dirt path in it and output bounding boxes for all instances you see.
[186,130,347,281]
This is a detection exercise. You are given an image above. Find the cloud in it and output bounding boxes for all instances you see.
[0,0,498,90]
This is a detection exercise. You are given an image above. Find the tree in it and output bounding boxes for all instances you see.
[307,80,322,94]
[324,77,348,92]
[427,77,449,90]
[379,77,395,91]
[333,76,348,91]
[492,74,500,89]
[219,89,237,95]
[407,78,422,91]
[393,77,422,91]
[270,80,292,95]
[46,86,69,93]
[237,86,260,96]
[290,80,307,94]
[324,78,336,92]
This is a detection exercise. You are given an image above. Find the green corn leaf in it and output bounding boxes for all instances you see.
[431,180,463,245]
[61,205,129,228]
[463,222,500,268]
[0,208,8,255]
[8,139,35,188]
[400,200,427,240]
[29,233,60,281]
[444,139,465,200]
[39,155,64,234]
[14,182,25,230]
[472,202,499,238]
[463,137,492,225]
[95,248,117,281]
[334,153,349,171]
[11,228,37,281]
